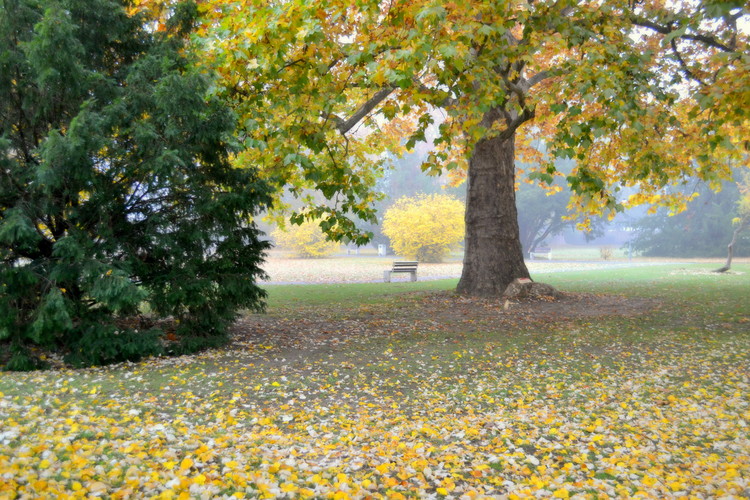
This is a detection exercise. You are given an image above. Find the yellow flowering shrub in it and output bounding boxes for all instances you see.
[272,219,342,258]
[382,194,465,263]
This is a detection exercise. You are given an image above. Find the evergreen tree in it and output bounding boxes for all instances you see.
[0,0,271,369]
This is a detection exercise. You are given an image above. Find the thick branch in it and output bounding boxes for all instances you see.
[523,70,553,91]
[332,87,395,135]
[498,106,535,141]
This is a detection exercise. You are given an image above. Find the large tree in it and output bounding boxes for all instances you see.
[192,0,748,296]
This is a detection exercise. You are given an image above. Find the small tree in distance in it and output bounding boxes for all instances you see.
[715,173,750,273]
[272,220,342,258]
[383,194,464,263]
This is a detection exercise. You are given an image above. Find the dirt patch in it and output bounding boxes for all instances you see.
[228,291,659,357]
[409,290,658,324]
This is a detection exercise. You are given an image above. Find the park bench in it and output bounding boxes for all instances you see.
[528,246,552,260]
[384,261,418,282]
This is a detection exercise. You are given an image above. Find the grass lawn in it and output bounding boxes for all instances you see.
[1,264,748,498]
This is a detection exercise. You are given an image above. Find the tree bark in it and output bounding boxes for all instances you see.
[457,132,530,296]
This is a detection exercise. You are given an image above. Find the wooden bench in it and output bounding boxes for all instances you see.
[384,261,418,282]
[528,247,552,260]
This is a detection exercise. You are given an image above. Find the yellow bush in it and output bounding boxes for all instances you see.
[272,219,341,258]
[382,194,465,263]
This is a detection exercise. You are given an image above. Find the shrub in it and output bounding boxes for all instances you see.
[599,246,614,260]
[382,194,465,262]
[0,0,271,369]
[272,219,342,258]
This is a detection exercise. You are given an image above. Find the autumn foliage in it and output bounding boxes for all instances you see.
[272,220,342,258]
[382,194,464,263]
[192,0,748,295]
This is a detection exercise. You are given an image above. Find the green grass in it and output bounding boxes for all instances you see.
[264,279,456,310]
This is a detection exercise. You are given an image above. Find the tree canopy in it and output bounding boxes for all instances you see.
[132,0,749,295]
[193,1,746,203]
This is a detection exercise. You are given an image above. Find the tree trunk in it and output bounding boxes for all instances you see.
[714,217,748,273]
[457,132,530,296]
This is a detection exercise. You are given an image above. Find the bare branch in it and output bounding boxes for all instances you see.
[631,16,734,53]
[669,38,707,86]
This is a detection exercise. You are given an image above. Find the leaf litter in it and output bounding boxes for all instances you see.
[1,285,748,499]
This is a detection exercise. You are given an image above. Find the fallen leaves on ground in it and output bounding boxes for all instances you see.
[1,289,748,499]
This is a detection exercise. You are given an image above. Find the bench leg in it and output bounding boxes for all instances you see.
[410,271,416,282]
[384,271,391,282]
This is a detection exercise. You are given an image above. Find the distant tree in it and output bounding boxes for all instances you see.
[382,194,464,262]
[715,173,750,272]
[517,157,605,254]
[516,180,570,254]
[272,220,341,258]
[0,0,271,370]
[632,180,749,258]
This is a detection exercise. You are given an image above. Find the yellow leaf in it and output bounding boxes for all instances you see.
[668,482,684,492]
[281,483,299,494]
[375,463,390,474]
[436,487,449,496]
[180,457,193,470]
[552,488,569,499]
[642,476,657,487]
